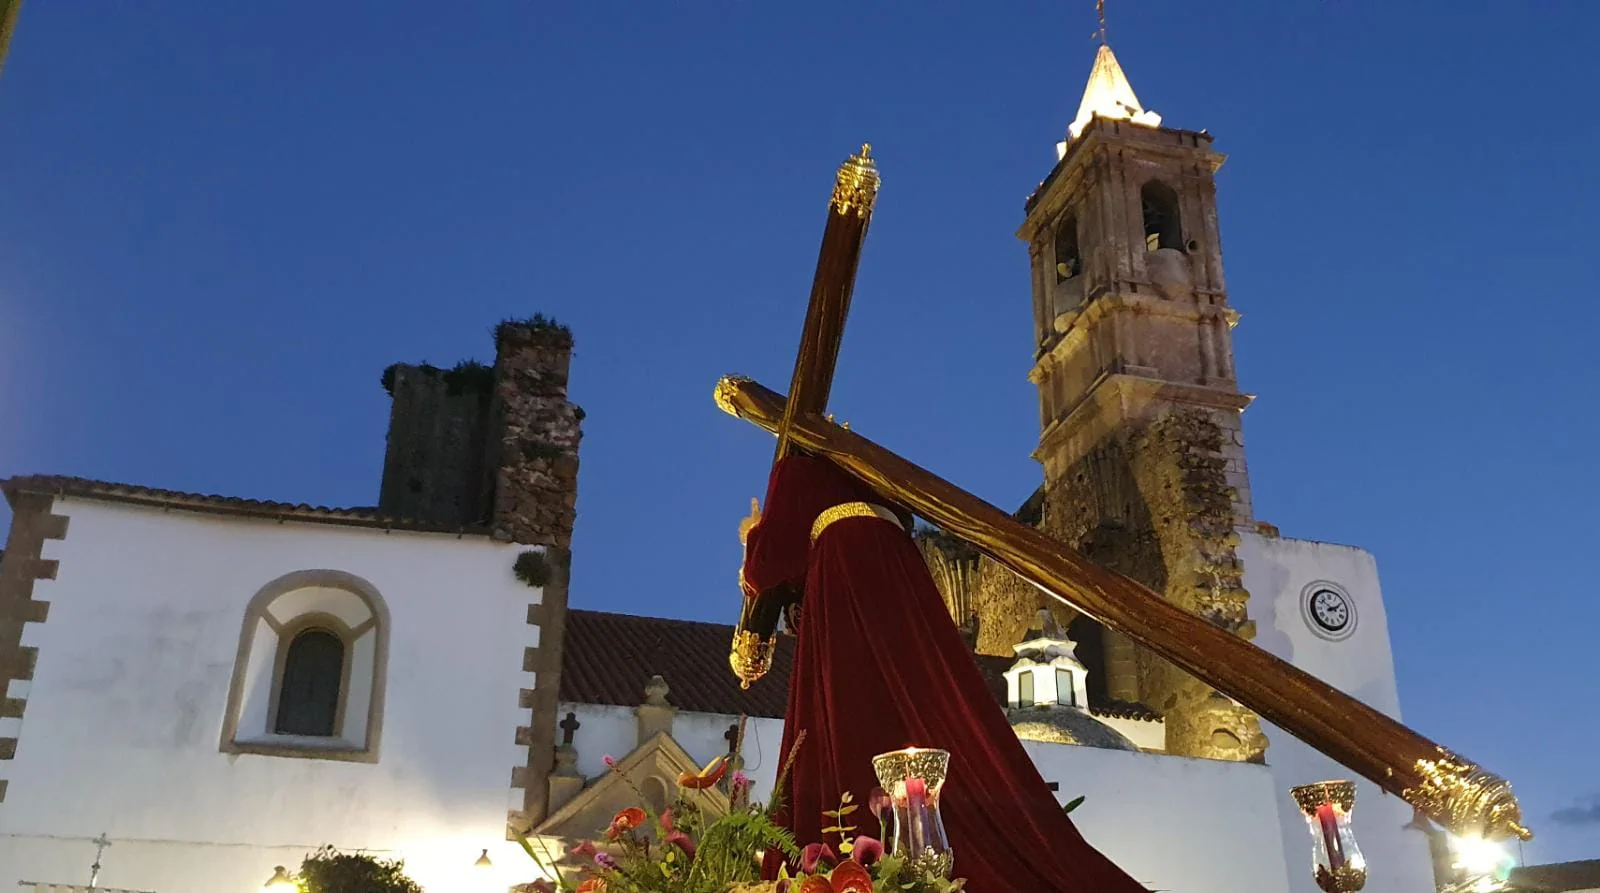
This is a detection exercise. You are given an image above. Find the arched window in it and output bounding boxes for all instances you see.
[220,569,389,762]
[1055,668,1076,707]
[274,628,345,737]
[1054,215,1081,281]
[1141,181,1183,252]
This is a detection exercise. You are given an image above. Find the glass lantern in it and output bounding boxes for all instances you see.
[871,747,954,879]
[1290,781,1368,892]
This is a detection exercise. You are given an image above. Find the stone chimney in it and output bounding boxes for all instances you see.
[488,318,582,548]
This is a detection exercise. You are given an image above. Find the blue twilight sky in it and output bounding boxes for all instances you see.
[2,0,1596,865]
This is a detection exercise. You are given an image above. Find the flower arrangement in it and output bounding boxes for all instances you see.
[517,733,966,893]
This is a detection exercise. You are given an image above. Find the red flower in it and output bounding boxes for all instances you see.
[849,836,884,867]
[829,860,874,893]
[800,842,837,874]
[795,877,833,893]
[664,829,696,859]
[576,879,607,893]
[606,807,647,840]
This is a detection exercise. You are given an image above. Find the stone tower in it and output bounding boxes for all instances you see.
[377,316,582,549]
[1015,44,1266,762]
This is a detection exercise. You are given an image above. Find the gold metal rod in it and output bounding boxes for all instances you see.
[715,373,1531,843]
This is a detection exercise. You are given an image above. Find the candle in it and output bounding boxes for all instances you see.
[1316,803,1346,871]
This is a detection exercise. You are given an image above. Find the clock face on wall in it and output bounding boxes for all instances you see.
[1302,584,1357,640]
[1309,589,1350,631]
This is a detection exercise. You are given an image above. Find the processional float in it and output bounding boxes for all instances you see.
[717,145,1533,860]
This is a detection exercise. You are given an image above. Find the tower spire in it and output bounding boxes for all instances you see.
[1061,4,1161,152]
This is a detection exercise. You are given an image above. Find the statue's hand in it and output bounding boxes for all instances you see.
[738,497,761,545]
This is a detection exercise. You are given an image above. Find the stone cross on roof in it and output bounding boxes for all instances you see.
[558,711,580,747]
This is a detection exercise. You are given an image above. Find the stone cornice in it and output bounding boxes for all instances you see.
[1033,372,1253,463]
[1029,292,1240,383]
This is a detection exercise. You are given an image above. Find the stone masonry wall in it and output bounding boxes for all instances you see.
[1039,408,1267,763]
[489,325,582,549]
[0,491,68,802]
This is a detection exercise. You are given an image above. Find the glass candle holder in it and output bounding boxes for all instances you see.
[871,747,954,879]
[1290,781,1368,893]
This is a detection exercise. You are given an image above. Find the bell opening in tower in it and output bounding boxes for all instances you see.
[1054,215,1081,281]
[1140,180,1183,252]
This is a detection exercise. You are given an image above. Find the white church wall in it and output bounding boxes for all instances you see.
[0,498,540,893]
[1094,713,1164,751]
[1019,740,1292,893]
[1240,531,1438,893]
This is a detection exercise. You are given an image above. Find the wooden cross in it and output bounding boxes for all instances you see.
[715,148,1529,845]
[729,144,879,686]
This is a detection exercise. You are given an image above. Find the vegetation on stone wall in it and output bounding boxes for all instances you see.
[520,441,564,462]
[380,359,496,397]
[494,313,573,347]
[514,550,552,588]
[294,846,423,893]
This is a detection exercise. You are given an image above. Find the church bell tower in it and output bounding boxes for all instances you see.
[1017,42,1267,762]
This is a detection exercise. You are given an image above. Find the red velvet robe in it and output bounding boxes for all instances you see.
[741,455,1146,892]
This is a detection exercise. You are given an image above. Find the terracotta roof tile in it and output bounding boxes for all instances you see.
[560,610,794,718]
[558,611,1159,722]
[1,474,493,536]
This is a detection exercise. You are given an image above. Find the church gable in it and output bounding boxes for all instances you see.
[535,730,728,840]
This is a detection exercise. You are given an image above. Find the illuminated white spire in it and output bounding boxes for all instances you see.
[1060,44,1162,156]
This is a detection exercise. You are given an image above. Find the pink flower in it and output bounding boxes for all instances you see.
[569,840,598,859]
[730,770,751,791]
[594,852,618,870]
[659,807,675,833]
[800,842,837,874]
[850,836,884,867]
[664,829,696,859]
[602,755,617,768]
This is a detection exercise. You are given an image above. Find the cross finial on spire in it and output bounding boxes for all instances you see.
[1096,0,1108,45]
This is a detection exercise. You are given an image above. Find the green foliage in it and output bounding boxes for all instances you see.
[1063,794,1086,815]
[380,359,494,397]
[513,550,552,588]
[821,791,858,852]
[518,733,965,893]
[441,359,495,396]
[521,441,565,462]
[684,807,800,889]
[295,846,423,893]
[494,313,574,347]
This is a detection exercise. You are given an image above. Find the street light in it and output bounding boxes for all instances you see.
[263,866,296,892]
[473,849,493,870]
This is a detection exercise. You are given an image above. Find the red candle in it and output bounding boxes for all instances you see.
[1316,803,1346,871]
[905,777,927,803]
